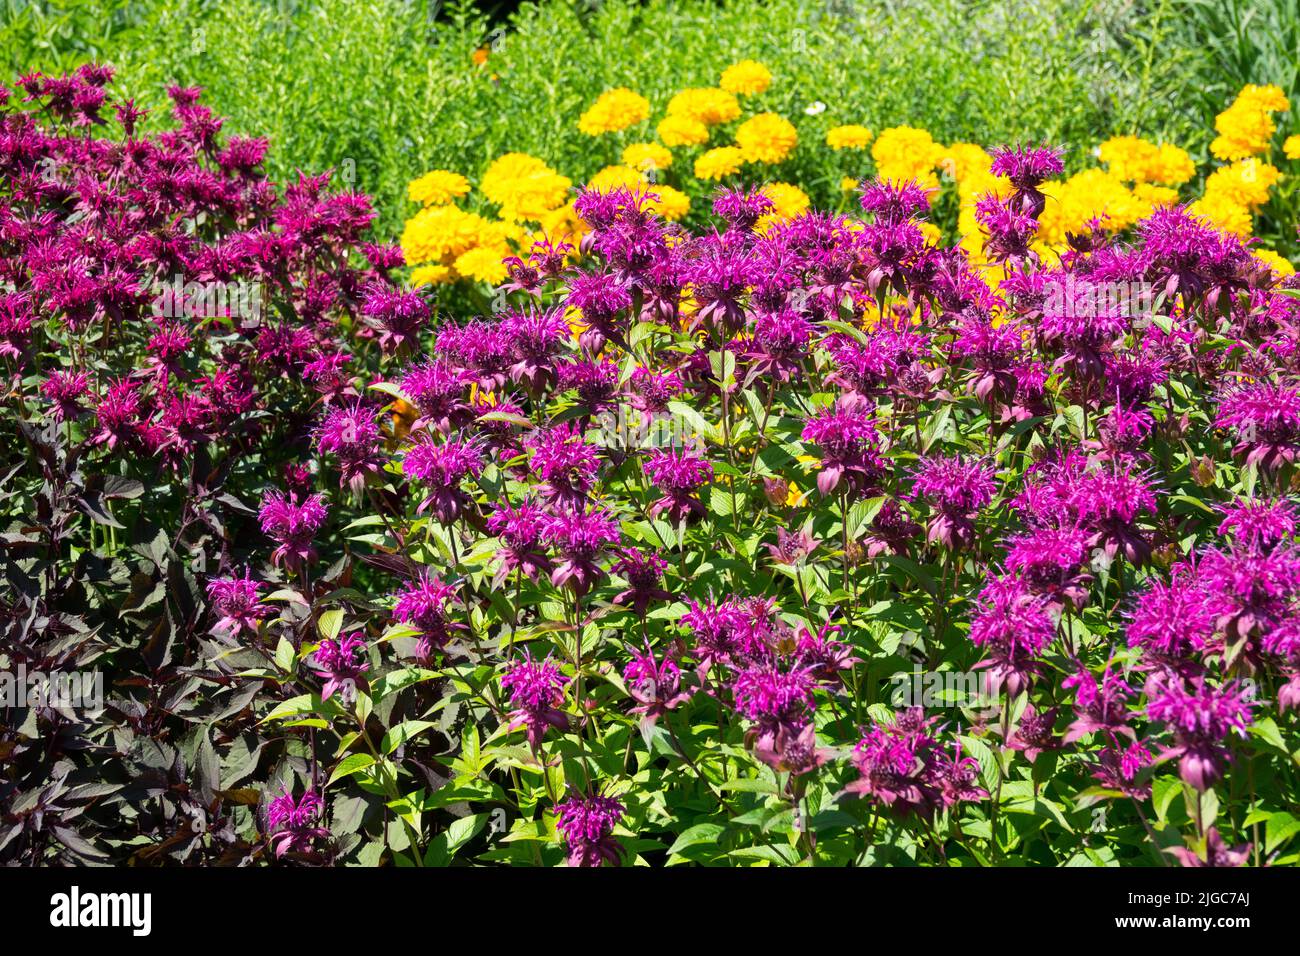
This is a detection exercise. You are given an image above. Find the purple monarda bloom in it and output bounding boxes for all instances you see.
[766,524,819,566]
[968,573,1054,697]
[558,357,620,411]
[731,662,826,775]
[1062,664,1136,743]
[542,505,621,597]
[794,621,857,685]
[555,788,624,867]
[802,404,884,497]
[974,193,1038,261]
[1004,525,1092,611]
[399,361,471,433]
[859,178,931,225]
[988,144,1064,218]
[680,597,748,672]
[628,365,684,414]
[1215,380,1300,472]
[1218,497,1297,554]
[713,187,774,232]
[402,437,483,524]
[265,788,329,859]
[749,307,814,382]
[360,284,429,353]
[486,499,553,585]
[258,489,328,568]
[567,270,631,353]
[206,569,267,639]
[1168,827,1252,868]
[501,652,570,748]
[910,454,997,549]
[40,369,90,421]
[610,547,672,615]
[845,707,987,819]
[1089,740,1154,798]
[312,631,370,703]
[988,144,1065,188]
[1072,462,1158,563]
[527,423,601,507]
[623,641,693,725]
[1146,675,1254,791]
[315,400,382,492]
[392,569,461,662]
[1196,545,1300,661]
[1126,571,1217,664]
[643,447,713,523]
[502,305,570,395]
[1006,706,1061,762]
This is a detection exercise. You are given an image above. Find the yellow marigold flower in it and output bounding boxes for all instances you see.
[785,480,808,508]
[1204,158,1281,211]
[1035,169,1145,247]
[399,204,492,266]
[587,164,644,193]
[578,87,651,135]
[481,153,572,222]
[410,263,453,287]
[478,219,529,249]
[667,87,741,127]
[825,125,873,150]
[1255,248,1296,277]
[873,126,947,189]
[1149,143,1196,185]
[646,184,691,221]
[453,245,509,285]
[940,143,993,182]
[1097,135,1194,185]
[621,142,673,174]
[657,114,710,147]
[407,169,471,207]
[1285,135,1300,160]
[1131,182,1180,208]
[840,176,859,192]
[1187,193,1252,237]
[472,47,490,67]
[1209,86,1287,162]
[1211,108,1276,161]
[761,182,809,218]
[694,146,745,180]
[735,112,797,164]
[1237,83,1290,113]
[1098,135,1155,182]
[719,59,772,96]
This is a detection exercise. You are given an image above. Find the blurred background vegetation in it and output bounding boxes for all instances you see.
[2,0,1297,242]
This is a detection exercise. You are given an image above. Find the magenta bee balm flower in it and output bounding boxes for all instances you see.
[258,489,328,568]
[555,788,625,868]
[1146,676,1254,791]
[501,652,570,748]
[206,569,268,639]
[266,788,330,859]
[311,631,370,703]
[643,446,713,523]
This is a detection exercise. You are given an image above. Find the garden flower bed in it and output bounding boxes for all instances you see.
[4,57,1300,870]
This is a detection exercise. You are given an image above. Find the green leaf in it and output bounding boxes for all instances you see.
[327,753,375,786]
[667,822,726,856]
[382,719,439,754]
[318,608,344,642]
